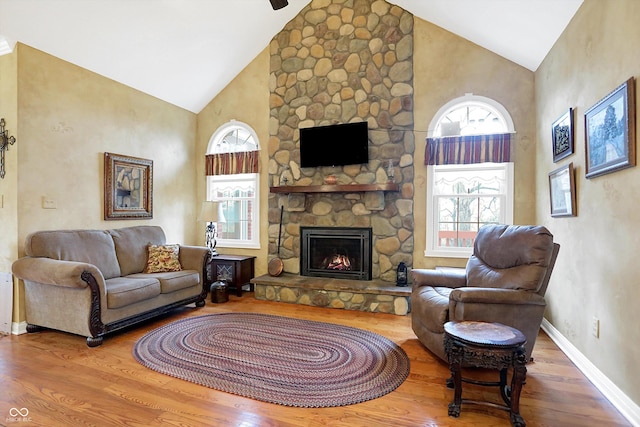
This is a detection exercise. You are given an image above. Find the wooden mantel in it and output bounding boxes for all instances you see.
[269,183,399,194]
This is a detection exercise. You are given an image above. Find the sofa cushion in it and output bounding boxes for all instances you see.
[109,226,166,276]
[105,277,161,309]
[24,229,122,280]
[144,244,182,273]
[127,270,200,294]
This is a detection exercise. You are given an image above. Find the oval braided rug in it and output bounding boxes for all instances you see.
[132,312,410,407]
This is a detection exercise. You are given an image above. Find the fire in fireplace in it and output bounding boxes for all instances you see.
[324,253,351,270]
[300,227,372,280]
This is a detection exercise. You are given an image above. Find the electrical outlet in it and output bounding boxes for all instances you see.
[592,317,600,338]
[42,197,57,209]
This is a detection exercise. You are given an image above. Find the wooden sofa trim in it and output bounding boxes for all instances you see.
[77,254,209,347]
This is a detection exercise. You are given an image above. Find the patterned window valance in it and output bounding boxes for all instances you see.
[424,133,511,165]
[206,150,259,175]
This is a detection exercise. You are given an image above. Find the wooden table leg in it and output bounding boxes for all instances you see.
[509,344,527,427]
[447,342,464,418]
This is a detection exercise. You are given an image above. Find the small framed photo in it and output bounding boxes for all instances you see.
[585,77,636,178]
[548,162,576,217]
[104,152,153,220]
[552,108,574,162]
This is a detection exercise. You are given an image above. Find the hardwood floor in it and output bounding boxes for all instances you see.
[0,294,630,427]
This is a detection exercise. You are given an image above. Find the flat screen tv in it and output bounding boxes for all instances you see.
[299,122,369,168]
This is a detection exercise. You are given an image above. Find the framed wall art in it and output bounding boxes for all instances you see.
[585,77,636,178]
[104,152,153,220]
[548,162,576,217]
[552,108,574,162]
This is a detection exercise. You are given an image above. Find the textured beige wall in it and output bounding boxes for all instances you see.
[0,47,19,325]
[17,44,198,244]
[196,48,271,276]
[535,0,640,405]
[0,48,18,273]
[412,17,536,270]
[13,44,198,322]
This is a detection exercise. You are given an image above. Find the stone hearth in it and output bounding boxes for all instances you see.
[251,273,410,315]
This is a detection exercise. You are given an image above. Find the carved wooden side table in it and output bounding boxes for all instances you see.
[444,320,528,427]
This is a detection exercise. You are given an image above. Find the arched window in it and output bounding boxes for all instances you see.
[425,94,514,258]
[206,120,260,249]
[429,93,515,138]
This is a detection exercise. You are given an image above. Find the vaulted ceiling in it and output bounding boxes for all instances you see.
[0,0,583,113]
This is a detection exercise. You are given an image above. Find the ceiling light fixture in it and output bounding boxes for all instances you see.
[269,0,288,10]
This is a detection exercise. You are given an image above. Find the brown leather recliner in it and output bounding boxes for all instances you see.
[411,224,560,362]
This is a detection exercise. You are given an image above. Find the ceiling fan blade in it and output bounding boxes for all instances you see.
[269,0,288,10]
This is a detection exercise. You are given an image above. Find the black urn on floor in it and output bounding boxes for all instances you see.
[210,278,229,303]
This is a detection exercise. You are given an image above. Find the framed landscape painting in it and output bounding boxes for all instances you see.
[584,77,636,179]
[104,152,153,220]
[549,162,576,217]
[552,108,574,162]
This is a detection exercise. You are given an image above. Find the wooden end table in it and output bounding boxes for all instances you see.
[207,254,256,297]
[444,320,528,427]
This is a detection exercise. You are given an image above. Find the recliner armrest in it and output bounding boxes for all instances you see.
[12,257,103,289]
[449,287,546,305]
[411,268,466,289]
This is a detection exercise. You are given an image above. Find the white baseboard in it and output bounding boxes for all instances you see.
[11,321,27,335]
[541,319,640,427]
[0,272,12,334]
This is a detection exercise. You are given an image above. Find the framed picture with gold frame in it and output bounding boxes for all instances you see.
[548,162,576,217]
[104,152,153,220]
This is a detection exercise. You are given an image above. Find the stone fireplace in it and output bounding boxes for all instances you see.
[300,226,372,280]
[267,0,416,285]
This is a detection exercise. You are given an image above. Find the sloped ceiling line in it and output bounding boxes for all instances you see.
[0,0,583,113]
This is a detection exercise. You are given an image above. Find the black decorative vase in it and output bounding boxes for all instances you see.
[210,279,229,303]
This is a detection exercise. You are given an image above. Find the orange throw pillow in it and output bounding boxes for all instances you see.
[144,244,182,273]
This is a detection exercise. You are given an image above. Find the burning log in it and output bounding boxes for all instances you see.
[322,254,352,270]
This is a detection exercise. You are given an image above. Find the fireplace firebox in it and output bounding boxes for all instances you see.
[300,227,372,280]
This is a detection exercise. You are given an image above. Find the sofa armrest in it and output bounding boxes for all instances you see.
[449,287,546,306]
[411,268,467,289]
[12,257,104,288]
[178,245,209,275]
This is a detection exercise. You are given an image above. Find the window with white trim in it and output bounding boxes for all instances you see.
[425,95,515,258]
[206,120,260,249]
[425,162,514,258]
[429,93,515,138]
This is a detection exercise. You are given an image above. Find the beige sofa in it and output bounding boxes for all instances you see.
[12,225,209,346]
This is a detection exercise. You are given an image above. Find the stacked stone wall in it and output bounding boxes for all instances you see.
[268,0,414,282]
